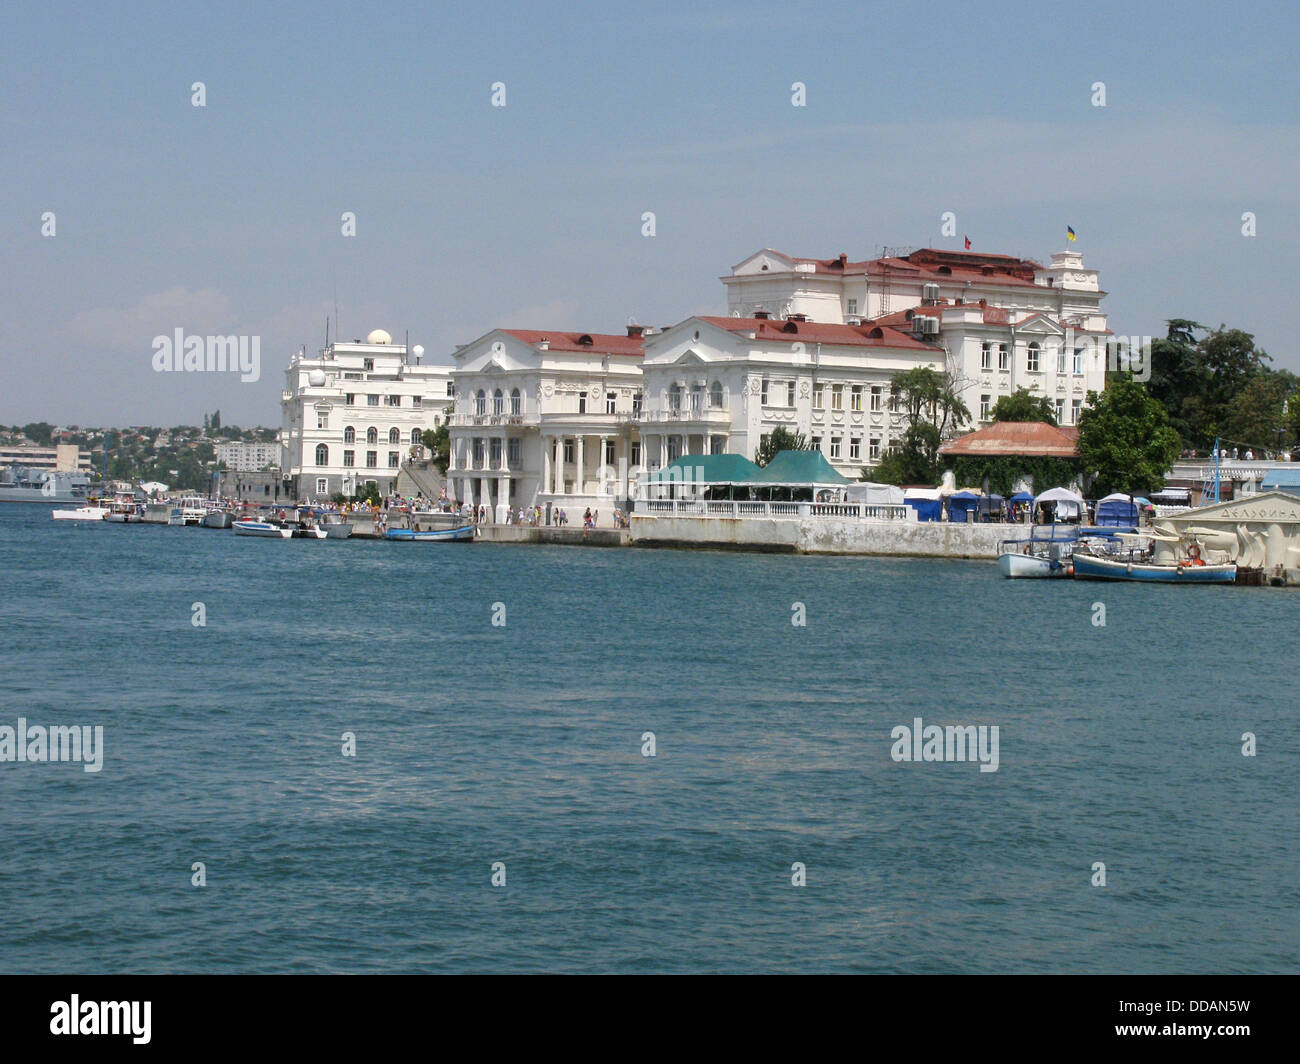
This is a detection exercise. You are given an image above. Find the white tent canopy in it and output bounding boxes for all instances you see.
[1034,486,1084,519]
[903,487,943,501]
[846,482,905,506]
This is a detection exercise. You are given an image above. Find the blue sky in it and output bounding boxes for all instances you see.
[2,0,1296,425]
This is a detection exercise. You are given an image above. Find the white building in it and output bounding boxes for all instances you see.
[215,440,280,472]
[721,246,1111,437]
[448,327,645,520]
[638,315,943,477]
[281,329,453,501]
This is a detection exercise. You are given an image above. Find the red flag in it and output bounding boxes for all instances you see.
[964,235,972,250]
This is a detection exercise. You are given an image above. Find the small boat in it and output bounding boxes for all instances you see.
[1071,553,1237,583]
[383,525,476,542]
[53,502,111,521]
[996,525,1129,578]
[233,519,293,539]
[291,525,328,539]
[201,510,233,529]
[1072,532,1236,583]
[169,496,217,526]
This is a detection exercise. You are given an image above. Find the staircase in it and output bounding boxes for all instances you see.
[398,458,446,502]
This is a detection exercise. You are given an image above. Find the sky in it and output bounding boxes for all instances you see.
[2,0,1297,427]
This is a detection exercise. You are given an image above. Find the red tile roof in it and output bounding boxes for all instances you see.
[698,316,939,352]
[938,420,1080,458]
[501,330,644,357]
[760,247,1045,287]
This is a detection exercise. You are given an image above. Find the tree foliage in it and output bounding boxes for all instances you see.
[421,424,451,474]
[989,388,1056,425]
[754,426,807,467]
[1076,377,1182,496]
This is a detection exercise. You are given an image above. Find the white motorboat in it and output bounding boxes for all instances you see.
[233,519,293,539]
[53,503,111,521]
[319,513,353,539]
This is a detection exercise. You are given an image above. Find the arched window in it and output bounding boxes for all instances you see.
[709,381,723,409]
[1027,341,1041,373]
[366,427,378,444]
[475,389,486,416]
[510,388,521,415]
[690,383,704,416]
[315,444,328,465]
[388,427,400,444]
[343,426,355,444]
[493,388,504,415]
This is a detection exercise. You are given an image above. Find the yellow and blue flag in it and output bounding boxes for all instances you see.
[1066,226,1077,242]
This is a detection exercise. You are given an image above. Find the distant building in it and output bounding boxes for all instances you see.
[215,440,280,472]
[0,443,91,472]
[280,329,453,501]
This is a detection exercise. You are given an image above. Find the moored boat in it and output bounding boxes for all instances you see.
[233,519,294,539]
[383,525,476,542]
[319,513,353,539]
[1071,552,1237,583]
[201,509,234,529]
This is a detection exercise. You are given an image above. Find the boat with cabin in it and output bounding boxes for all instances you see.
[1072,532,1237,583]
[233,518,294,539]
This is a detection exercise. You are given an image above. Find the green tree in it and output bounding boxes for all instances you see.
[421,425,451,474]
[873,422,942,485]
[989,388,1057,425]
[1076,377,1182,496]
[754,426,807,467]
[1221,370,1296,454]
[21,422,55,447]
[871,368,970,485]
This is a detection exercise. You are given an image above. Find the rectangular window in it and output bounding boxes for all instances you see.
[851,385,863,411]
[317,414,328,429]
[813,384,824,410]
[830,437,841,459]
[604,439,615,465]
[346,393,355,406]
[388,452,399,468]
[811,436,823,452]
[446,381,455,396]
[508,438,521,466]
[367,394,379,406]
[1071,399,1082,424]
[980,394,991,421]
[666,438,679,462]
[412,395,422,407]
[787,380,796,407]
[343,449,354,467]
[849,437,861,461]
[1027,346,1040,373]
[473,438,484,464]
[490,439,502,467]
[998,344,1009,371]
[981,342,991,371]
[1073,348,1084,374]
[632,392,643,417]
[578,392,587,414]
[1055,398,1065,423]
[710,436,724,455]
[606,392,616,415]
[386,395,401,406]
[869,437,881,461]
[760,378,769,405]
[631,441,641,465]
[564,440,574,463]
[316,478,327,495]
[869,386,881,412]
[366,451,377,468]
[889,390,899,413]
[831,384,843,410]
[363,358,374,371]
[847,298,858,316]
[1057,348,1066,374]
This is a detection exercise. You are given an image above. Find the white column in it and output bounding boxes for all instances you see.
[598,434,609,495]
[555,436,565,495]
[575,435,585,496]
[448,434,457,472]
[541,434,551,494]
[500,435,508,473]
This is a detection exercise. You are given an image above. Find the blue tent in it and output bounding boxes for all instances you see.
[946,491,980,523]
[1095,493,1139,527]
[904,490,943,522]
[1009,491,1034,504]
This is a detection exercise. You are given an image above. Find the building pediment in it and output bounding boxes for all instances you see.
[729,248,797,276]
[1013,314,1066,336]
[454,331,539,374]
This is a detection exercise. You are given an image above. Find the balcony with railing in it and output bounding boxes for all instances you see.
[639,499,909,521]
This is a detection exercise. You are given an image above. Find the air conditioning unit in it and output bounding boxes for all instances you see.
[922,283,940,304]
[923,317,941,336]
[846,316,862,326]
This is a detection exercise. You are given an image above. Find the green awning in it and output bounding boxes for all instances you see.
[645,454,763,483]
[749,450,852,485]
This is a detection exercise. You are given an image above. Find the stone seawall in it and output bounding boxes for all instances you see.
[477,526,631,547]
[629,516,1010,558]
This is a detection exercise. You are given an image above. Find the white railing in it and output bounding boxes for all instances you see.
[639,499,909,521]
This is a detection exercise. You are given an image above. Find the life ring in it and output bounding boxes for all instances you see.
[1187,544,1201,562]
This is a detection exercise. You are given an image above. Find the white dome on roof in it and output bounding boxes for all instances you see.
[307,369,327,387]
[366,329,392,345]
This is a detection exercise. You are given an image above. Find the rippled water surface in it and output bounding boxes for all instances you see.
[0,506,1295,972]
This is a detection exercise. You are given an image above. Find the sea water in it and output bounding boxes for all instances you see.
[0,506,1295,972]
